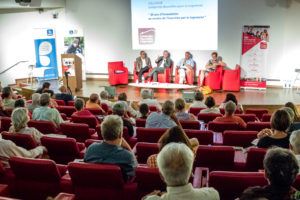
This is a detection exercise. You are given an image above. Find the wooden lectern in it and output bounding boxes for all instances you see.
[61,54,82,92]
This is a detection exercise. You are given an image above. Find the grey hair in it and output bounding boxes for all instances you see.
[11,107,30,132]
[290,130,300,154]
[100,91,109,100]
[157,143,194,186]
[282,107,295,122]
[101,115,123,141]
[141,90,152,99]
[112,102,125,116]
[225,100,236,115]
[39,93,50,106]
[31,93,41,105]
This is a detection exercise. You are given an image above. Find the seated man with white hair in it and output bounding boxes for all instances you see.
[138,89,161,111]
[143,143,219,200]
[28,93,41,113]
[100,90,113,108]
[290,130,300,173]
[84,115,137,181]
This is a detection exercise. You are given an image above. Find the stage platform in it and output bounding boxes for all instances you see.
[20,80,300,113]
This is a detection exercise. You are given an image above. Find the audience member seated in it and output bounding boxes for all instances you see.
[9,108,44,145]
[86,93,106,113]
[219,93,243,111]
[189,91,207,108]
[176,51,195,84]
[2,86,15,109]
[200,96,220,114]
[214,101,246,128]
[116,93,137,117]
[175,98,196,121]
[240,148,300,200]
[100,90,113,108]
[14,99,32,118]
[55,86,73,106]
[32,93,66,129]
[28,93,41,113]
[72,98,95,117]
[285,102,300,123]
[0,137,46,168]
[147,126,199,168]
[138,89,161,111]
[135,50,152,83]
[43,90,58,108]
[112,102,134,137]
[283,107,300,132]
[84,115,137,181]
[35,82,50,94]
[138,103,149,119]
[289,130,300,173]
[145,50,172,82]
[0,97,10,117]
[146,100,181,129]
[257,109,291,149]
[143,143,219,200]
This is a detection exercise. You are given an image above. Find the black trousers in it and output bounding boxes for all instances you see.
[136,66,149,82]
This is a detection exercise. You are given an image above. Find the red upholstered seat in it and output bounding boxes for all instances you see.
[174,62,196,85]
[189,107,206,116]
[246,122,271,132]
[222,66,241,91]
[56,106,76,117]
[0,117,11,132]
[209,171,268,200]
[0,162,14,185]
[148,106,159,112]
[201,66,223,90]
[68,101,74,106]
[71,115,98,129]
[136,128,167,143]
[108,61,129,85]
[27,120,58,134]
[85,108,104,115]
[222,131,258,148]
[135,166,166,199]
[208,121,241,133]
[197,113,223,123]
[261,113,272,122]
[4,110,13,117]
[135,143,159,164]
[157,62,173,83]
[184,130,214,145]
[179,120,200,130]
[68,162,136,200]
[133,61,152,83]
[55,100,66,106]
[293,175,300,190]
[1,132,38,150]
[9,157,71,200]
[60,123,97,143]
[100,103,109,113]
[136,118,146,127]
[244,147,268,171]
[234,114,257,123]
[84,139,102,148]
[41,136,85,164]
[195,145,236,171]
[245,109,268,120]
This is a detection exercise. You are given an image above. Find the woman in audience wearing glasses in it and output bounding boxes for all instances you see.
[240,148,300,200]
[146,126,199,168]
[257,109,291,149]
[9,107,44,145]
[175,98,196,121]
[219,93,243,112]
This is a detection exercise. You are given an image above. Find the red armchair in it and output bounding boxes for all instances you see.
[133,61,152,83]
[174,62,196,85]
[222,65,241,91]
[108,61,128,85]
[199,66,223,90]
[157,62,173,83]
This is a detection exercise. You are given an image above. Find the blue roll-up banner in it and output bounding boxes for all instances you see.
[34,28,58,80]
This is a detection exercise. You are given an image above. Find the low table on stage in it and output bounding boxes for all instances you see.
[128,82,198,90]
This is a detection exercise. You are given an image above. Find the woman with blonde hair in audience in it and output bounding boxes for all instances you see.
[146,126,199,168]
[9,107,44,145]
[285,102,300,122]
[175,98,196,121]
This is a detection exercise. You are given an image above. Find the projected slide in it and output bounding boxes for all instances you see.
[131,0,218,50]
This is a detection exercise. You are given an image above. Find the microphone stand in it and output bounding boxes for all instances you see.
[64,71,72,96]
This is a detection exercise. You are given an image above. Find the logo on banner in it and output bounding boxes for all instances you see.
[260,42,267,49]
[47,29,54,36]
